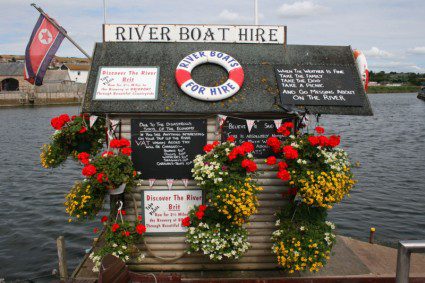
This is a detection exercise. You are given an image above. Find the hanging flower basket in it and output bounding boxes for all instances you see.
[109,183,126,195]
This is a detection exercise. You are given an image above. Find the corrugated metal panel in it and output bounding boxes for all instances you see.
[114,115,288,271]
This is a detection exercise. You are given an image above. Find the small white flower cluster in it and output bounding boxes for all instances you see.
[186,222,250,261]
[317,147,351,172]
[324,221,336,246]
[192,154,228,185]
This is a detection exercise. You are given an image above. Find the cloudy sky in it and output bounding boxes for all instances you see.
[0,0,424,72]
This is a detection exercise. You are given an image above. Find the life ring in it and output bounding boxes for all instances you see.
[175,50,244,101]
[353,49,369,91]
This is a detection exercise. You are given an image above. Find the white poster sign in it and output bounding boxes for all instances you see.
[104,24,286,44]
[93,66,159,100]
[142,189,203,234]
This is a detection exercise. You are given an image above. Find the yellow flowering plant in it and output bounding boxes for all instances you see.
[65,179,106,222]
[271,202,336,274]
[208,178,262,226]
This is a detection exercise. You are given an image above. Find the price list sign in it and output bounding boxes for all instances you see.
[275,65,363,107]
[131,119,207,179]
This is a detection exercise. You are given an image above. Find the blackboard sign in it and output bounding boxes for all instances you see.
[131,119,207,179]
[275,65,363,107]
[221,118,288,158]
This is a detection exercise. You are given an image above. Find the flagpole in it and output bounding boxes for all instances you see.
[254,0,259,25]
[30,3,91,59]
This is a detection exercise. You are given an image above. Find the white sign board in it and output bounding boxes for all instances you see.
[93,66,159,100]
[104,24,286,44]
[142,189,203,234]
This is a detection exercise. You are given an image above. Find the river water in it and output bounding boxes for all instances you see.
[0,93,424,281]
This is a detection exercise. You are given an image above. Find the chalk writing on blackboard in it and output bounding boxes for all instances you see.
[275,65,363,107]
[131,119,207,179]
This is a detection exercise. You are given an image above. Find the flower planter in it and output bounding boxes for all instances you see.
[109,183,126,195]
[75,141,92,153]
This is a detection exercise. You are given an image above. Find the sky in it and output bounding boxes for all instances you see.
[0,0,424,73]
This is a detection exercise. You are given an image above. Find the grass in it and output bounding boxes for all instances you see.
[368,85,421,94]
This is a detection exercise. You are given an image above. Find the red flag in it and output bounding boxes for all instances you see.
[24,14,65,85]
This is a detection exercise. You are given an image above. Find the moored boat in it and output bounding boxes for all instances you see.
[418,87,425,100]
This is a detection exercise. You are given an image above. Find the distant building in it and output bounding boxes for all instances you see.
[368,81,380,86]
[60,64,90,83]
[0,62,33,93]
[385,83,403,87]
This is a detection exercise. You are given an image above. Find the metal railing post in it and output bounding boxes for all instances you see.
[396,240,425,283]
[396,242,410,283]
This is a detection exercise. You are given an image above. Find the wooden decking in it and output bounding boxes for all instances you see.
[71,235,425,282]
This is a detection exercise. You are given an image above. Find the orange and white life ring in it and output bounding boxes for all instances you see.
[353,49,369,91]
[175,51,244,101]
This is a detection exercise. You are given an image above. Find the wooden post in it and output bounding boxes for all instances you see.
[369,227,376,244]
[56,236,69,280]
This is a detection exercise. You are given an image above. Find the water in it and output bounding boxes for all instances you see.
[0,93,424,281]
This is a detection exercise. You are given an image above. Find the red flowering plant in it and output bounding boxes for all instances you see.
[89,213,147,273]
[184,138,262,261]
[40,114,105,168]
[78,138,140,194]
[266,125,356,209]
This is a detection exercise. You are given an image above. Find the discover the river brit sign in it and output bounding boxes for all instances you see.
[104,24,286,44]
[142,189,203,234]
[93,66,159,100]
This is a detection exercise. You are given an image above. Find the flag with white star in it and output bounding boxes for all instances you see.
[24,14,66,85]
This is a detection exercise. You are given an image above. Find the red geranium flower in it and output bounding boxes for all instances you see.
[120,210,126,216]
[93,227,99,233]
[138,215,142,221]
[318,136,329,147]
[195,211,204,220]
[282,122,294,129]
[241,141,254,153]
[228,146,244,161]
[50,117,65,130]
[277,126,290,137]
[277,170,291,181]
[101,216,108,223]
[203,144,214,153]
[82,164,97,176]
[283,146,298,160]
[59,114,70,123]
[278,161,288,171]
[110,138,130,148]
[328,135,341,147]
[122,231,130,237]
[182,217,191,227]
[78,127,87,134]
[136,224,146,235]
[241,159,258,172]
[77,152,90,164]
[71,115,77,120]
[111,223,120,232]
[227,136,235,142]
[308,136,320,146]
[266,137,281,153]
[121,147,132,156]
[212,141,220,147]
[266,156,277,165]
[198,205,207,212]
[315,126,325,135]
